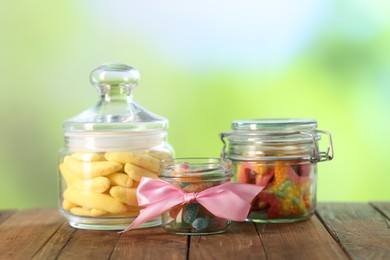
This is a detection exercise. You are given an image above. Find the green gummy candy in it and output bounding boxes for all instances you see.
[183,203,200,224]
[192,216,211,230]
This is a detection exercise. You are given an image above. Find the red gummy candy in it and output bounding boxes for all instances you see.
[256,168,274,187]
[258,193,281,218]
[237,163,256,184]
[298,163,311,177]
[169,204,184,219]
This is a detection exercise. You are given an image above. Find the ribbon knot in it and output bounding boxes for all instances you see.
[121,177,264,233]
[184,192,197,204]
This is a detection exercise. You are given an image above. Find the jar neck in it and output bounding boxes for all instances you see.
[220,131,320,162]
[99,86,133,103]
[64,130,168,152]
[227,142,316,162]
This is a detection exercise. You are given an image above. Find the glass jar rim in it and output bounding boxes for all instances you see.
[232,118,317,132]
[225,118,321,144]
[159,157,233,178]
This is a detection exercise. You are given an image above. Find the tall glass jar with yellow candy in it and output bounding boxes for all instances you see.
[59,63,174,230]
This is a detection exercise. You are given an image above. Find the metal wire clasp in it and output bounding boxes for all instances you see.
[300,130,334,162]
[219,132,230,159]
[317,130,334,162]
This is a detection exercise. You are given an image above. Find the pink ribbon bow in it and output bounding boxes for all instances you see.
[121,177,264,233]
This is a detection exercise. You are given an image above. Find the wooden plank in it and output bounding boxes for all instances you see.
[0,210,16,224]
[317,203,390,260]
[256,215,348,260]
[56,229,121,260]
[32,222,76,260]
[189,222,266,260]
[111,227,188,259]
[371,202,390,220]
[0,208,65,259]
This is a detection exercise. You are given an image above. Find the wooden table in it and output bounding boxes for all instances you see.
[1,202,389,259]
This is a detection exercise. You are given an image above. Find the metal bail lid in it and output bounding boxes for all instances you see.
[220,118,333,162]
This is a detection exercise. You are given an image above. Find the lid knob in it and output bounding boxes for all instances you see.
[90,63,140,93]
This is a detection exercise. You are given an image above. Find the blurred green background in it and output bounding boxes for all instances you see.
[1,0,389,209]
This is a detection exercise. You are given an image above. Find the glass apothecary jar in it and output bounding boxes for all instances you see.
[219,119,333,223]
[159,158,233,235]
[59,63,174,230]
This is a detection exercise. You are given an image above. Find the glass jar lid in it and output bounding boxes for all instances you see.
[63,63,168,133]
[159,158,233,180]
[220,118,333,162]
[63,63,169,151]
[229,118,320,145]
[232,118,317,133]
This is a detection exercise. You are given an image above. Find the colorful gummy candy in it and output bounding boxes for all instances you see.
[235,161,313,219]
[162,163,230,234]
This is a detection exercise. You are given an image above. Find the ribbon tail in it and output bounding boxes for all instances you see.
[197,183,264,222]
[120,197,183,233]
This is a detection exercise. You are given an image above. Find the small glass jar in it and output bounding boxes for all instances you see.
[220,119,333,223]
[159,158,233,235]
[59,63,174,230]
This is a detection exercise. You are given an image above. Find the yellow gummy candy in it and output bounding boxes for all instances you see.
[63,156,122,179]
[70,207,92,216]
[62,199,77,211]
[69,207,107,217]
[109,211,140,217]
[144,150,172,161]
[126,204,142,212]
[70,152,106,162]
[107,172,133,188]
[63,188,127,214]
[105,152,160,172]
[124,163,157,182]
[71,176,111,193]
[90,208,107,217]
[109,186,138,206]
[59,163,81,184]
[254,164,267,175]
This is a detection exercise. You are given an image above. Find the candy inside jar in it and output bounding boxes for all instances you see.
[60,150,172,219]
[220,119,333,223]
[159,158,233,235]
[234,160,316,222]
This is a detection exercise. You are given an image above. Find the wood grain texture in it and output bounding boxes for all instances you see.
[0,203,389,259]
[111,227,188,260]
[189,222,266,260]
[32,222,76,260]
[256,215,348,260]
[0,210,16,224]
[56,229,121,260]
[0,208,64,259]
[371,201,390,220]
[317,203,390,260]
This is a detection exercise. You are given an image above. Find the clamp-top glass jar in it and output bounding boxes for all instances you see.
[59,63,174,230]
[220,119,333,223]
